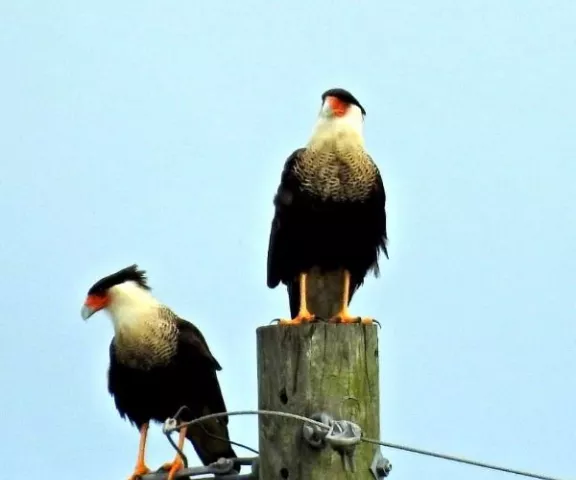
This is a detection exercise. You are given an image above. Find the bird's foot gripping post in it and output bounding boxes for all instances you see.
[272,312,316,325]
[271,272,319,325]
[328,269,380,326]
[328,312,380,327]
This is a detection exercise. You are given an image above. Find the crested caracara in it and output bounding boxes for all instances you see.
[267,88,389,325]
[81,264,238,479]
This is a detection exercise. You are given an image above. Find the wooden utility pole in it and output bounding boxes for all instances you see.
[257,323,380,480]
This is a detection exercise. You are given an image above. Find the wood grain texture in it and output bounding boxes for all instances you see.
[257,323,380,480]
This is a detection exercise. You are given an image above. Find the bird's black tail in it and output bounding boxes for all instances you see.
[185,419,241,473]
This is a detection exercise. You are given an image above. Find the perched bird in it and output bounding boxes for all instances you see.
[81,265,238,480]
[267,88,389,325]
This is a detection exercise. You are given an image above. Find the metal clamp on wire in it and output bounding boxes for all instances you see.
[209,457,236,475]
[301,412,334,449]
[370,449,392,479]
[162,417,178,434]
[325,420,362,472]
[140,457,258,480]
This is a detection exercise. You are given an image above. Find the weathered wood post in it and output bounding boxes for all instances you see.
[257,323,380,479]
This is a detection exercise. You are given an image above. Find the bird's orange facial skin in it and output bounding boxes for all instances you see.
[84,293,109,312]
[327,96,349,117]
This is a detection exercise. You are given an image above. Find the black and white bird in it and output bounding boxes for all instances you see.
[267,88,389,325]
[81,264,238,480]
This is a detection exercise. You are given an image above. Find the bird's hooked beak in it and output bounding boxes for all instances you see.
[81,305,95,320]
[81,294,109,321]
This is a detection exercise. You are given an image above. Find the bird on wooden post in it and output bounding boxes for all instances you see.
[267,88,389,325]
[80,264,238,480]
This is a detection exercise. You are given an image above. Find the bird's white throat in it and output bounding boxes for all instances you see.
[308,103,365,149]
[106,282,161,336]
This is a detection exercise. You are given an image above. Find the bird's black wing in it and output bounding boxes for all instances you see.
[172,313,229,421]
[173,315,238,466]
[174,315,222,371]
[107,340,123,402]
[348,156,389,303]
[266,148,305,290]
[372,161,389,261]
[374,164,389,259]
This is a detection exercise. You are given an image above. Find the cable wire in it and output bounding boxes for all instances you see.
[165,409,330,434]
[165,409,568,480]
[169,406,259,456]
[362,437,564,480]
[212,434,259,455]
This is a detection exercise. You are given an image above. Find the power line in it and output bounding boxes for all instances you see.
[163,407,259,469]
[172,406,260,455]
[362,438,563,480]
[163,409,568,480]
[165,409,329,434]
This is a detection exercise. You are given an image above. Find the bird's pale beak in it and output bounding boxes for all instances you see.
[81,304,96,321]
[81,294,109,321]
[322,100,334,117]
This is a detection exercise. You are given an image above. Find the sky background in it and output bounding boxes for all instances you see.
[0,1,574,479]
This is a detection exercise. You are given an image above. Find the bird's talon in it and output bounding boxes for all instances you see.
[277,313,316,325]
[127,464,151,480]
[329,314,375,325]
[162,459,185,480]
[359,317,375,325]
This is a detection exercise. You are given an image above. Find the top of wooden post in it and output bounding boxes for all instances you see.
[256,323,380,480]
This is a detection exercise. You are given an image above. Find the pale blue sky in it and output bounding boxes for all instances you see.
[0,1,574,479]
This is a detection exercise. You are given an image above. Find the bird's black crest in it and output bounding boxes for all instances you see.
[87,264,151,295]
[321,88,366,116]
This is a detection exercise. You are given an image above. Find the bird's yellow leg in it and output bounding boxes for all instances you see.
[329,270,374,325]
[279,273,316,325]
[161,426,187,480]
[127,423,151,480]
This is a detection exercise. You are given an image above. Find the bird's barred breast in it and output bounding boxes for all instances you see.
[294,146,378,201]
[113,321,179,369]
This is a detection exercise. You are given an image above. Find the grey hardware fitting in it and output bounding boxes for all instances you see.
[302,412,335,448]
[370,448,392,479]
[301,412,363,472]
[139,456,259,480]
